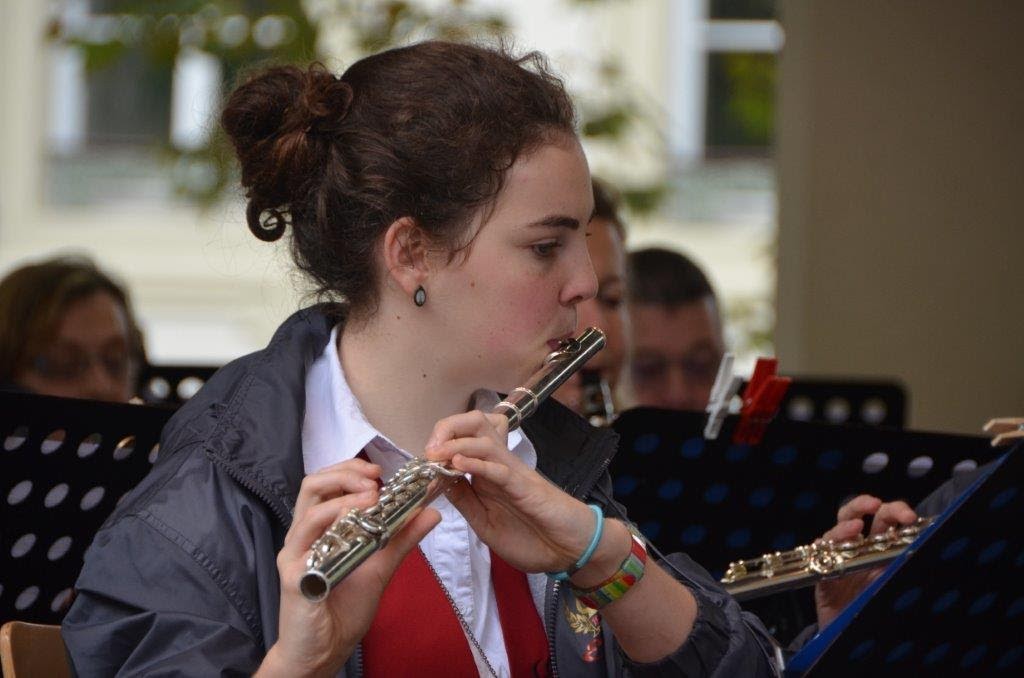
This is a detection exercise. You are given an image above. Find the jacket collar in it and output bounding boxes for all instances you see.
[195,305,618,526]
[521,397,620,501]
[200,305,338,524]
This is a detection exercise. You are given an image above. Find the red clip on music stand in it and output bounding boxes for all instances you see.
[732,358,791,445]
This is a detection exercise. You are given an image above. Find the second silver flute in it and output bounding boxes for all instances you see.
[300,327,606,602]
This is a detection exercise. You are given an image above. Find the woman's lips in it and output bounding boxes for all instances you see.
[547,333,574,351]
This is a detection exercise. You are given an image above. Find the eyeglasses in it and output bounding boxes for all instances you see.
[630,353,723,388]
[29,347,137,383]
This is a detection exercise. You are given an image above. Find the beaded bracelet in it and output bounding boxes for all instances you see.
[569,523,648,610]
[547,503,605,582]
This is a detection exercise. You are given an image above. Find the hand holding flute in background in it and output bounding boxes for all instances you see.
[812,495,919,629]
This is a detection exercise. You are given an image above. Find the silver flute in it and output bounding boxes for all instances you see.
[300,327,606,601]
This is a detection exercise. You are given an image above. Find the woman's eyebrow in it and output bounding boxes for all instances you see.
[526,214,582,230]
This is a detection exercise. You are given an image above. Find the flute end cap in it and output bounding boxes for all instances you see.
[300,572,330,602]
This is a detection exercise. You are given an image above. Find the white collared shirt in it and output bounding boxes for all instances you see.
[302,324,549,677]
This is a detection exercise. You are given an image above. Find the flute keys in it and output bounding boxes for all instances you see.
[761,553,783,578]
[722,561,748,582]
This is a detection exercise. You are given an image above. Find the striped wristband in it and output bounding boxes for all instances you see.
[569,523,648,609]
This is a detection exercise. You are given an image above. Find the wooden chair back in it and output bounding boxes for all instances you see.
[0,621,70,678]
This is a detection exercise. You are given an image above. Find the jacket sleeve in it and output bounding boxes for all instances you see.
[592,474,781,677]
[63,511,267,676]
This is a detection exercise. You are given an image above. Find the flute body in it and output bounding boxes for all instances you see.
[721,517,934,601]
[300,327,606,602]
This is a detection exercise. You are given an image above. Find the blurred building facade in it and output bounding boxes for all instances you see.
[3,1,1017,433]
[1,0,776,368]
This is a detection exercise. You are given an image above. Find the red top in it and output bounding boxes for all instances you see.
[361,546,551,677]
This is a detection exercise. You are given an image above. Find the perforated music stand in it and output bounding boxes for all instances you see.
[780,377,906,428]
[0,392,174,625]
[137,363,219,407]
[609,407,1003,641]
[786,443,1024,676]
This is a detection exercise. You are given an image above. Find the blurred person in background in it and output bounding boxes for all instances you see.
[0,254,145,402]
[554,178,629,420]
[627,247,725,411]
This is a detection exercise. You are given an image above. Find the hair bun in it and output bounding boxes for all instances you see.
[221,64,352,242]
[300,69,354,135]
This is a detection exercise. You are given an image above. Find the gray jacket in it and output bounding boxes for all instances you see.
[63,306,778,677]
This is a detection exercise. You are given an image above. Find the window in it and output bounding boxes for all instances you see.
[654,0,782,367]
[47,1,179,205]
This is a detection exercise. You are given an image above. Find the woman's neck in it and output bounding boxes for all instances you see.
[338,311,474,455]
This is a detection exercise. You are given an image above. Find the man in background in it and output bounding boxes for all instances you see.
[627,247,725,411]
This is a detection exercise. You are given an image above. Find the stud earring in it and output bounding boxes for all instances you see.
[413,285,426,307]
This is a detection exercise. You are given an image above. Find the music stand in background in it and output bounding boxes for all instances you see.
[609,407,1002,642]
[779,377,906,428]
[137,364,219,407]
[786,443,1024,676]
[0,392,174,625]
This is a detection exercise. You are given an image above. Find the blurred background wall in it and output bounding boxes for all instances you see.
[775,1,1024,432]
[1,0,1019,433]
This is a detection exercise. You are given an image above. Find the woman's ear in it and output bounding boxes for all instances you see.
[382,216,429,296]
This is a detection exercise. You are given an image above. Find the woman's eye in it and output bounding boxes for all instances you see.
[599,294,623,310]
[531,241,561,258]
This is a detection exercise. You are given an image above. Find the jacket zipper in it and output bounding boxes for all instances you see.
[546,434,615,678]
[546,579,561,678]
[210,453,293,528]
[574,448,614,504]
[202,453,293,652]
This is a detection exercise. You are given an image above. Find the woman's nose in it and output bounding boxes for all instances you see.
[562,247,598,307]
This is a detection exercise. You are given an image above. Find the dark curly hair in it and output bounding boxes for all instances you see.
[221,41,577,315]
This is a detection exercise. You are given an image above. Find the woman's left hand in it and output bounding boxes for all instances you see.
[814,494,918,628]
[424,410,598,574]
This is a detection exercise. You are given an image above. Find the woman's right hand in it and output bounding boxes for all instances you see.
[256,458,440,677]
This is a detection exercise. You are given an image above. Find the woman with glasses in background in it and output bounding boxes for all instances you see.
[0,255,145,402]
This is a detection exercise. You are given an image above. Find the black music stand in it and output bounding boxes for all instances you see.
[780,377,906,428]
[137,363,219,406]
[786,443,1024,676]
[0,392,174,625]
[609,407,1003,642]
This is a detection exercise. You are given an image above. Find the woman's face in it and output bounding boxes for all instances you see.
[425,136,598,392]
[17,290,136,402]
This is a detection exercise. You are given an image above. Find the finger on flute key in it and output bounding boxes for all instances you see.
[820,518,865,543]
[836,494,882,522]
[283,490,378,554]
[294,463,382,522]
[869,500,917,536]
